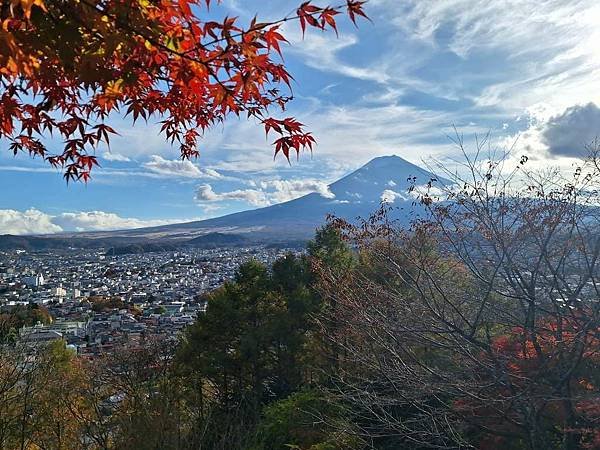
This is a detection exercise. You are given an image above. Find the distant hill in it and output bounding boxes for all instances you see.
[186,232,248,248]
[105,242,179,256]
[1,155,442,250]
[0,234,144,251]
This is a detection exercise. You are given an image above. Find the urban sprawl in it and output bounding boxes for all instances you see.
[0,246,298,358]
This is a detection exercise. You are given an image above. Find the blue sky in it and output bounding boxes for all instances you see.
[2,0,600,234]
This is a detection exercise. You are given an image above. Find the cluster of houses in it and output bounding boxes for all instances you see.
[1,245,297,357]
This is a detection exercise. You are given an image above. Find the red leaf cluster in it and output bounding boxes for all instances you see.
[455,315,600,448]
[0,0,369,182]
[263,117,315,161]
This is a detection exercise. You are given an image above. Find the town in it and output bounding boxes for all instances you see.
[0,246,299,358]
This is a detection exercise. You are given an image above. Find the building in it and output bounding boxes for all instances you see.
[51,285,67,298]
[19,324,63,345]
[23,273,45,287]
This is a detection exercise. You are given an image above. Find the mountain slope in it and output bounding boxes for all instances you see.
[0,155,441,248]
[111,155,439,241]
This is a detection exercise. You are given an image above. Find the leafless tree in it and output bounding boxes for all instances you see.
[316,139,600,450]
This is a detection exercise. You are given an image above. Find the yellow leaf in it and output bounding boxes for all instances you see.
[19,0,46,19]
[106,78,124,96]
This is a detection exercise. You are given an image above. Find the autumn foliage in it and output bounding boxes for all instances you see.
[0,0,368,181]
[455,317,600,449]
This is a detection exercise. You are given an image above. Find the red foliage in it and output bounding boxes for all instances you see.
[0,0,368,182]
[454,316,600,448]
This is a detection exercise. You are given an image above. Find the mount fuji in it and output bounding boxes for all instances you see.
[0,155,442,249]
[87,155,438,241]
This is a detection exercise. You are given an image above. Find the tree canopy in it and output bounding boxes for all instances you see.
[0,0,368,181]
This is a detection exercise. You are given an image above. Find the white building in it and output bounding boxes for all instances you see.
[23,273,45,287]
[51,285,67,297]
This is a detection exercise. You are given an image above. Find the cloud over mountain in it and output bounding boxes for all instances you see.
[0,209,62,235]
[380,189,408,203]
[52,211,179,232]
[195,178,335,208]
[256,179,335,203]
[195,184,269,207]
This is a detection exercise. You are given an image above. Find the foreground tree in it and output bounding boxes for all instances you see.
[0,304,52,343]
[252,389,362,450]
[0,0,368,181]
[0,340,92,450]
[91,339,189,450]
[177,256,322,449]
[316,144,600,449]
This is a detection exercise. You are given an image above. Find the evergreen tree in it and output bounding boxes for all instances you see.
[178,258,321,448]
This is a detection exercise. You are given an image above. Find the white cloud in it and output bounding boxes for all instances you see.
[407,184,447,203]
[377,0,600,113]
[52,211,179,232]
[0,165,59,174]
[0,209,184,235]
[0,209,62,235]
[258,179,335,203]
[209,150,279,173]
[195,184,269,207]
[143,155,223,179]
[284,26,388,83]
[499,103,600,165]
[101,152,131,162]
[381,189,408,203]
[195,178,335,208]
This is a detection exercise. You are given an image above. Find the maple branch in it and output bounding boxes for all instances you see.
[186,1,371,54]
[0,0,368,181]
